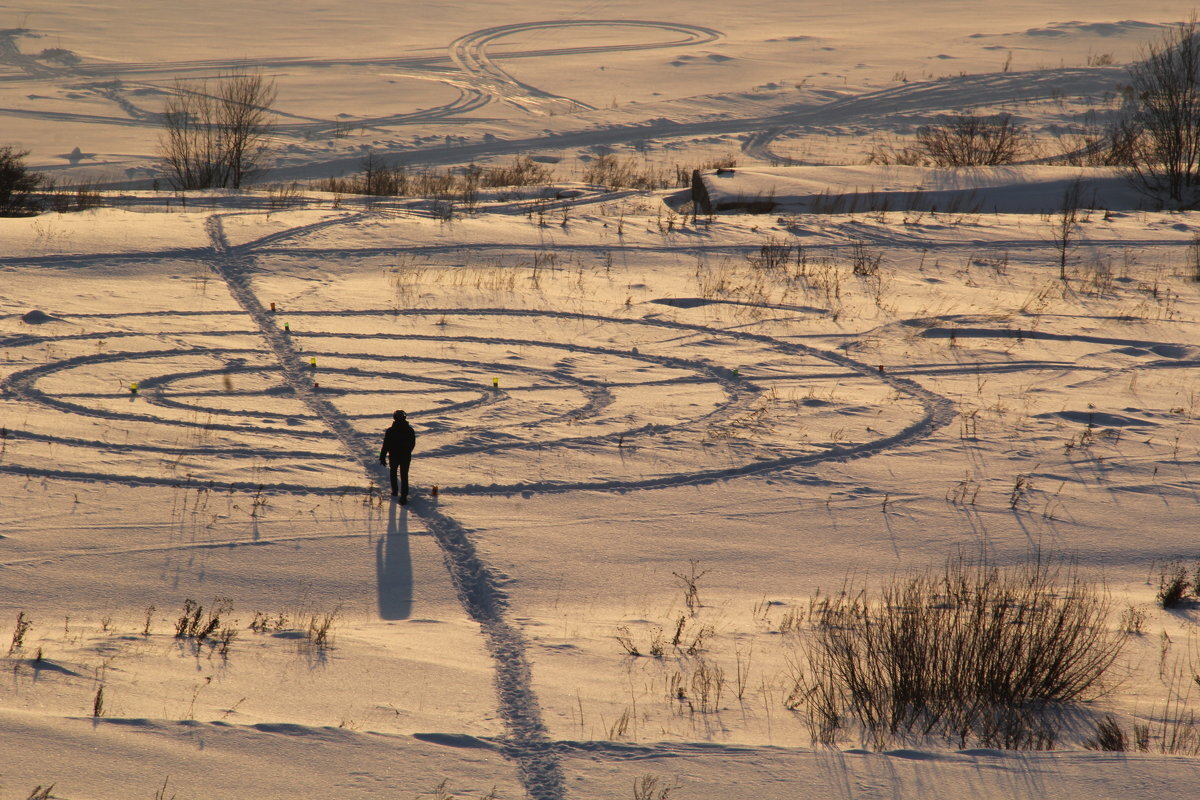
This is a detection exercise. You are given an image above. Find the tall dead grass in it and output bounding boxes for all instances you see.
[789,558,1123,748]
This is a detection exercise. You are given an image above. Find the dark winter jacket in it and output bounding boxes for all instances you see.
[380,420,416,460]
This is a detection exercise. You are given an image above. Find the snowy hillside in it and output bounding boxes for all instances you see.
[2,3,1200,800]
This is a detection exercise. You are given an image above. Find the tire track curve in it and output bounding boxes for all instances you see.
[741,66,1124,163]
[202,214,567,800]
[449,20,721,114]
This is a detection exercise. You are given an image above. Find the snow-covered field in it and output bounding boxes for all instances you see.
[3,2,1200,799]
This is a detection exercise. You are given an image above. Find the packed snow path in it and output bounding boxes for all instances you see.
[199,215,565,799]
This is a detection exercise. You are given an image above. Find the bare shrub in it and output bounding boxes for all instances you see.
[306,609,337,649]
[479,155,553,188]
[1051,125,1136,167]
[849,239,883,276]
[915,114,1030,166]
[794,558,1123,748]
[673,560,709,616]
[688,657,725,713]
[865,136,925,166]
[174,598,230,641]
[748,236,793,271]
[160,72,277,189]
[357,152,408,196]
[8,611,31,655]
[583,154,671,190]
[1158,562,1190,608]
[1051,180,1082,280]
[1119,605,1146,634]
[316,154,554,203]
[42,175,104,212]
[1189,233,1200,282]
[632,775,678,800]
[1120,17,1200,206]
[267,181,303,209]
[1084,714,1128,750]
[92,684,105,717]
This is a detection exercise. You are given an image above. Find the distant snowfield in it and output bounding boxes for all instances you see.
[3,2,1200,799]
[3,0,1188,181]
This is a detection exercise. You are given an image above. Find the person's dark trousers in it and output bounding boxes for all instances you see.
[388,454,411,500]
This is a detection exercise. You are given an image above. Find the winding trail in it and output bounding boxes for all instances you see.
[202,215,566,800]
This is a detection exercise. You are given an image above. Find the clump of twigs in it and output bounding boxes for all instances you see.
[788,558,1123,749]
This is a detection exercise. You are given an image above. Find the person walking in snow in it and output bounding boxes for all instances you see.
[379,410,416,504]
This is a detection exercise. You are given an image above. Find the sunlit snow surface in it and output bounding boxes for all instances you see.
[2,2,1200,798]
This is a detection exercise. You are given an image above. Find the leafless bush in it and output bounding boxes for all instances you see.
[865,136,925,166]
[850,239,883,276]
[632,775,679,800]
[1051,125,1136,167]
[267,181,303,208]
[673,560,709,616]
[792,558,1123,748]
[306,609,337,649]
[1051,180,1082,280]
[1120,17,1200,206]
[1158,562,1190,608]
[478,155,554,188]
[160,71,276,189]
[1189,233,1200,281]
[249,607,337,650]
[316,154,555,203]
[748,235,793,270]
[174,598,230,641]
[583,154,671,190]
[1119,605,1146,634]
[8,611,31,655]
[41,175,104,212]
[1084,714,1128,750]
[689,657,725,712]
[915,114,1030,166]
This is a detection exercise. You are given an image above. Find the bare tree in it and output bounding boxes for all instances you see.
[159,72,277,190]
[217,72,277,189]
[1122,17,1200,207]
[915,114,1030,166]
[1050,179,1082,280]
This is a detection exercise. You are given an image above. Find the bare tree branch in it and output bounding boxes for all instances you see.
[1122,17,1200,207]
[159,72,277,190]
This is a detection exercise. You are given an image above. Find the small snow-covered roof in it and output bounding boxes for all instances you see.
[693,165,1142,215]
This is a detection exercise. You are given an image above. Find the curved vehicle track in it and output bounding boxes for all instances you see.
[740,66,1124,164]
[0,20,721,136]
[448,20,721,114]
